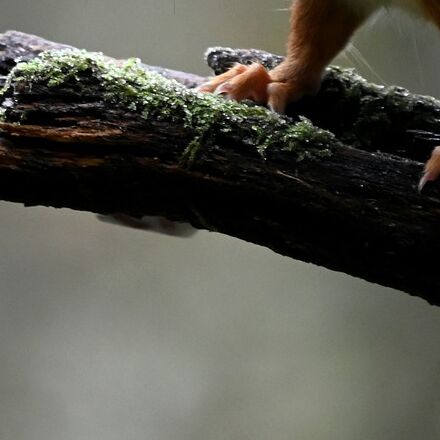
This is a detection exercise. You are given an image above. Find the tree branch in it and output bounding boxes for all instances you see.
[0,31,439,306]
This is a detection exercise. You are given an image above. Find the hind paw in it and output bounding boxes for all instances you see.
[419,146,440,192]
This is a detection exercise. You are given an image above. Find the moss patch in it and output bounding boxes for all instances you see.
[1,49,338,164]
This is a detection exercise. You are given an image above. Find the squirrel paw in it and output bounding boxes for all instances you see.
[197,63,307,114]
[419,146,440,192]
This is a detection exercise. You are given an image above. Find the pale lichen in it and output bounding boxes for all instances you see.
[1,49,338,164]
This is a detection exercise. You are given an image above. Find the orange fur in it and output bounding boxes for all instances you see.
[200,0,440,110]
[199,0,372,112]
[422,0,440,24]
[420,146,440,191]
[268,0,369,111]
[199,0,440,188]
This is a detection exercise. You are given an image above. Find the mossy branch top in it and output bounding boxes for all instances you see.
[1,32,440,304]
[0,49,337,165]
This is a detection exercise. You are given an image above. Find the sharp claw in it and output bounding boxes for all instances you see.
[418,170,439,193]
[419,146,440,193]
[214,82,233,96]
[418,175,428,193]
[267,83,291,114]
[267,101,285,114]
[195,85,209,93]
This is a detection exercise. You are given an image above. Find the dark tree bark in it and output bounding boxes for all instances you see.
[0,31,440,306]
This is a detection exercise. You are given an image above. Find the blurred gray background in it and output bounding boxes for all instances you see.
[0,1,439,439]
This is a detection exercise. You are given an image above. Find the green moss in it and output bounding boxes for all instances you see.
[1,49,338,164]
[319,65,440,149]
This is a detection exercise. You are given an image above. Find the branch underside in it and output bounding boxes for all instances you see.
[0,31,440,306]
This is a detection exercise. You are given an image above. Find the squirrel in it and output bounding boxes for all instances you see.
[198,0,440,189]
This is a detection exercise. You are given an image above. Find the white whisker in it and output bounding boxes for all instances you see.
[344,43,388,85]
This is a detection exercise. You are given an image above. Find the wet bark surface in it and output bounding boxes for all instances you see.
[1,31,440,305]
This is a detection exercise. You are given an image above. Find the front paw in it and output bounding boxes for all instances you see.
[197,63,270,102]
[197,63,308,114]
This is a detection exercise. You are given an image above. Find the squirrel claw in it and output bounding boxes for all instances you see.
[419,146,440,192]
[198,63,313,114]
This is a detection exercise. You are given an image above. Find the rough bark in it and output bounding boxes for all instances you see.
[0,31,440,306]
[205,47,440,162]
